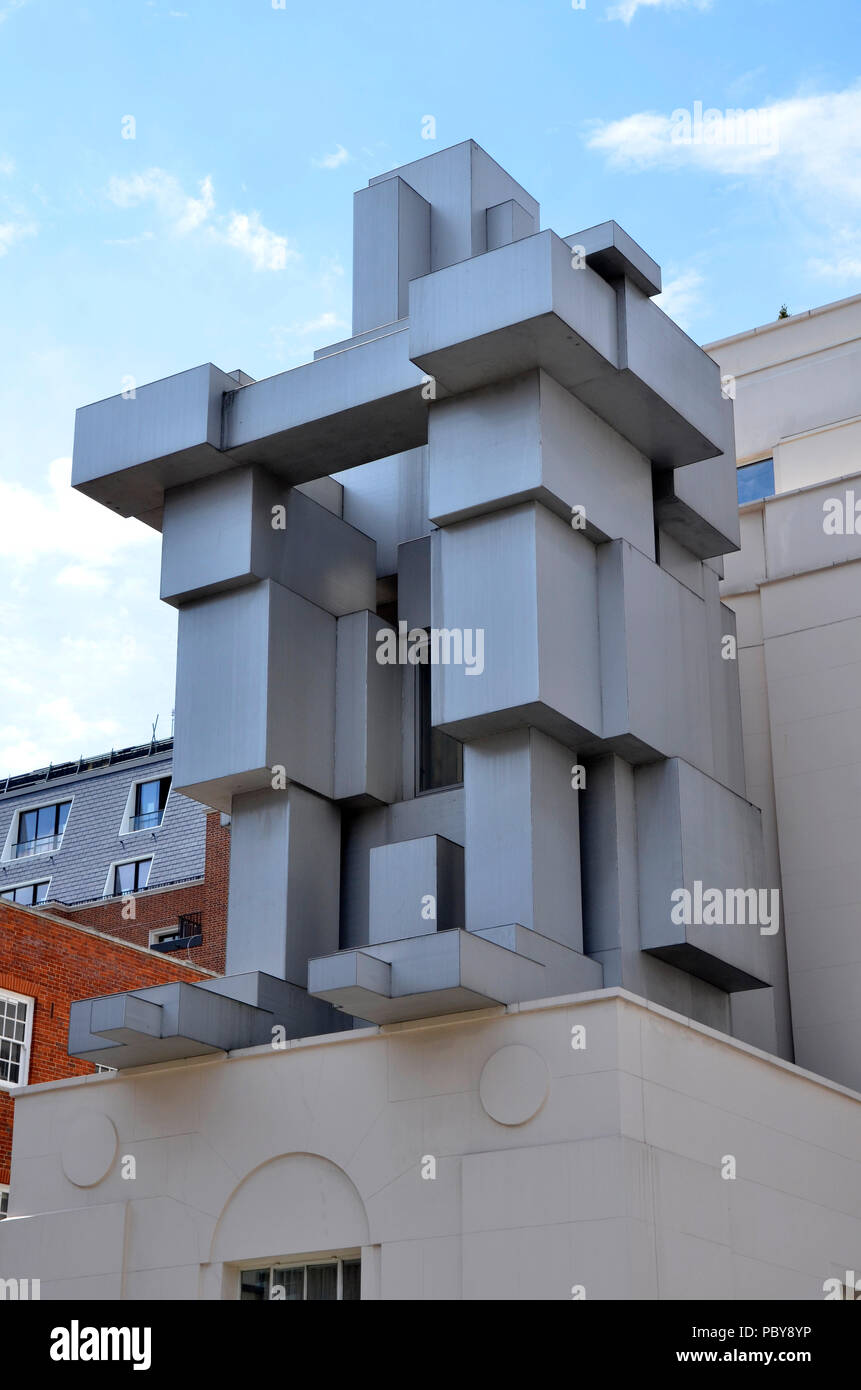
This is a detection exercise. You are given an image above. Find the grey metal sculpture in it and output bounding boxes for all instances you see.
[68,141,789,1069]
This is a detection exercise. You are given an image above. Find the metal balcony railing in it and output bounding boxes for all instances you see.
[130,811,163,831]
[151,912,203,953]
[14,835,62,859]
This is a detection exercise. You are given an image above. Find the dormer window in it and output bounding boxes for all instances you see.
[13,801,71,859]
[130,777,171,832]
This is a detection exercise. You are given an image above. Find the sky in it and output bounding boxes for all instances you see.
[0,0,859,778]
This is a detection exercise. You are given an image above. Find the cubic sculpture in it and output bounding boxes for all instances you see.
[68,141,790,1068]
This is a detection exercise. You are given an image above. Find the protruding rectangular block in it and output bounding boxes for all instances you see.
[432,502,602,746]
[226,785,341,985]
[161,465,376,615]
[579,277,732,470]
[635,758,774,991]
[654,448,741,559]
[173,579,336,811]
[428,369,654,555]
[486,199,534,251]
[368,835,464,943]
[464,729,583,951]
[597,541,712,772]
[410,230,619,400]
[563,221,662,297]
[309,928,544,1024]
[368,140,539,273]
[72,362,237,524]
[335,611,401,805]
[352,177,430,335]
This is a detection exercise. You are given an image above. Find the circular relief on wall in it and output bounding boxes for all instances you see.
[479,1043,551,1126]
[60,1112,118,1187]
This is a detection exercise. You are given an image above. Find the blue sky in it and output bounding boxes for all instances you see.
[1,0,859,776]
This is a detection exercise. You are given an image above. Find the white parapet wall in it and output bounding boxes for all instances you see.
[2,988,860,1301]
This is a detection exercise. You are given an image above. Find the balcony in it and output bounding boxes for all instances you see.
[150,912,203,953]
[129,811,163,832]
[13,835,62,860]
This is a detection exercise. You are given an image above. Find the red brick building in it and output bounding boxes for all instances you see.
[0,899,214,1213]
[50,810,230,975]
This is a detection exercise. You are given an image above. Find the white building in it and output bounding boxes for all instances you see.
[708,293,861,1093]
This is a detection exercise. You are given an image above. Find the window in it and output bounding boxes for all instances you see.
[0,881,49,906]
[0,1185,8,1219]
[110,857,152,896]
[0,989,34,1088]
[240,1258,361,1301]
[13,800,71,859]
[148,913,202,952]
[130,776,170,832]
[417,649,463,793]
[94,1064,116,1075]
[737,458,774,505]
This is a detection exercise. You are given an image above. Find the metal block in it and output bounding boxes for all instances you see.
[486,199,534,251]
[173,579,336,811]
[72,363,237,524]
[223,327,430,480]
[161,467,375,614]
[464,729,583,951]
[335,611,401,805]
[308,927,545,1024]
[226,785,341,985]
[410,229,619,399]
[635,758,773,991]
[368,834,464,942]
[597,541,712,773]
[654,447,741,559]
[368,140,539,274]
[431,503,602,746]
[427,368,654,555]
[563,221,661,297]
[352,177,430,335]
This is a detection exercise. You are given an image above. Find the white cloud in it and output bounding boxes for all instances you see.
[0,155,14,175]
[222,210,294,271]
[586,84,861,284]
[606,0,711,22]
[0,458,177,779]
[107,168,214,235]
[654,268,705,330]
[312,145,351,170]
[586,86,861,203]
[106,167,295,271]
[0,456,153,566]
[0,218,36,255]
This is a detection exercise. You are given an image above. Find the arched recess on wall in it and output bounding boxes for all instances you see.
[210,1152,370,1267]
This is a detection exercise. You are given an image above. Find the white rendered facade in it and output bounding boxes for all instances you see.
[708,294,861,1092]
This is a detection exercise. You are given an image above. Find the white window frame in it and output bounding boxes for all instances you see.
[0,878,51,907]
[118,775,172,837]
[149,923,182,947]
[103,855,153,899]
[0,1183,9,1219]
[238,1252,362,1301]
[0,987,35,1090]
[1,796,74,864]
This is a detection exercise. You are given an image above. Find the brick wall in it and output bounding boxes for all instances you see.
[50,812,229,974]
[0,901,212,1185]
